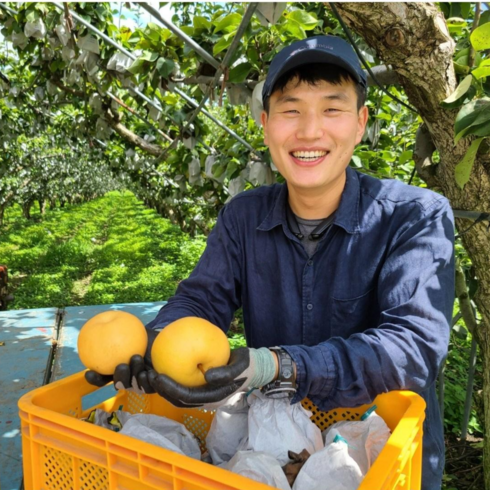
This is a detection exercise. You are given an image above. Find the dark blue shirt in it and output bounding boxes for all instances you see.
[147,166,455,489]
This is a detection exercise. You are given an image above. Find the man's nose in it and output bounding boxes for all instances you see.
[296,113,324,140]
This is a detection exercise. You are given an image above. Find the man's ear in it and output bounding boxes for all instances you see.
[355,105,369,145]
[261,110,269,145]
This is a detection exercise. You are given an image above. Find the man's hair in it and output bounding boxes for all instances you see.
[263,63,366,114]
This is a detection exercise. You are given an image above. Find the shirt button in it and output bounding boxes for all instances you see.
[307,260,313,266]
[307,304,313,310]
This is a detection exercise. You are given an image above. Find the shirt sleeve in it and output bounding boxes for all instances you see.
[145,203,242,334]
[283,198,455,411]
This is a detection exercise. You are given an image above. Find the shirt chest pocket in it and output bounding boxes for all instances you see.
[330,288,378,338]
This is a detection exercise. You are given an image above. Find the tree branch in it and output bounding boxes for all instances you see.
[104,110,163,157]
[413,124,439,188]
[51,79,85,98]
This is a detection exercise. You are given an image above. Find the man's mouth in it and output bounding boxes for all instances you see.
[290,150,329,163]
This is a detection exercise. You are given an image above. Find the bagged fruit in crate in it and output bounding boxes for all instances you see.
[224,451,292,490]
[121,414,202,459]
[292,435,362,490]
[322,405,391,476]
[241,390,323,465]
[205,391,249,465]
[84,408,201,460]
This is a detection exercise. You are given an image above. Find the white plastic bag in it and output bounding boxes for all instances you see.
[121,414,202,460]
[322,409,391,476]
[242,390,323,465]
[206,392,249,466]
[292,436,363,490]
[225,451,291,490]
[251,80,265,126]
[24,18,46,39]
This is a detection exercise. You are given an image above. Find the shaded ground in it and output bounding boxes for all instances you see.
[444,434,483,490]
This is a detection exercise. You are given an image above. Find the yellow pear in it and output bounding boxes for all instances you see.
[78,311,147,375]
[151,317,230,387]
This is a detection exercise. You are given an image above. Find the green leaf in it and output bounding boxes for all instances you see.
[447,17,467,35]
[34,3,49,14]
[479,10,490,27]
[213,13,241,33]
[470,22,490,51]
[127,58,147,75]
[441,85,476,109]
[287,10,318,30]
[193,15,212,30]
[226,161,238,179]
[228,62,252,83]
[144,22,162,44]
[212,162,225,178]
[472,66,490,79]
[140,51,159,62]
[26,9,40,23]
[399,150,413,165]
[454,98,490,144]
[213,34,234,56]
[442,75,473,104]
[460,2,471,19]
[45,10,60,30]
[454,61,470,75]
[156,57,175,79]
[469,119,490,138]
[350,155,362,168]
[282,19,306,39]
[455,137,484,189]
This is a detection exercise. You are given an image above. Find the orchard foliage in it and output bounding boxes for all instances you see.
[1,2,477,234]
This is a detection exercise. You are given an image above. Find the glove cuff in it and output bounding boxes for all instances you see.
[248,347,277,389]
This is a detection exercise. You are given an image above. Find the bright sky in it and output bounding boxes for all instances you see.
[111,2,175,31]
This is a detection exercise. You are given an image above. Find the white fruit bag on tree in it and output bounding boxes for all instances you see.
[242,390,323,465]
[206,392,249,465]
[224,451,292,490]
[322,408,391,476]
[121,414,202,460]
[292,435,363,490]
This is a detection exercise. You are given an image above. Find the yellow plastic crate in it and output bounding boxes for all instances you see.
[18,371,425,490]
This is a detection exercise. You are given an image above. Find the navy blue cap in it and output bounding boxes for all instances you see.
[262,35,367,106]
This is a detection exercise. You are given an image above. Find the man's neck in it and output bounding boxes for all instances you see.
[287,172,346,220]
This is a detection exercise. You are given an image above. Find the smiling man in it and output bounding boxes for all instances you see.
[87,36,455,490]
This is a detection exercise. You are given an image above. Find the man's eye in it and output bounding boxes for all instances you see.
[325,108,340,113]
[284,110,299,113]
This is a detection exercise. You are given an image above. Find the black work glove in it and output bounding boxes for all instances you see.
[147,347,277,408]
[85,354,155,394]
[85,328,159,394]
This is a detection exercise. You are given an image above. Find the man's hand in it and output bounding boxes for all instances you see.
[147,347,277,408]
[85,354,156,394]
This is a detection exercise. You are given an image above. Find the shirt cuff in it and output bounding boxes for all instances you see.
[281,343,338,408]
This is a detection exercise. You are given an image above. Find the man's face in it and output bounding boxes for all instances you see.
[261,77,368,195]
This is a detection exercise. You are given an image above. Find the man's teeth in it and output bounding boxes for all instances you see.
[291,151,327,160]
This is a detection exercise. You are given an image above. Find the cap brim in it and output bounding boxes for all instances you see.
[265,50,364,98]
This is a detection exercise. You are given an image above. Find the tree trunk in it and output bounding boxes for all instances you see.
[334,2,490,487]
[49,198,56,210]
[60,199,65,208]
[0,205,5,227]
[22,201,32,220]
[38,199,46,215]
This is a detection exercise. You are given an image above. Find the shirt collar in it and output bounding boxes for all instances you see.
[257,166,361,234]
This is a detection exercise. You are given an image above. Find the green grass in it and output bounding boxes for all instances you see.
[0,192,207,309]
